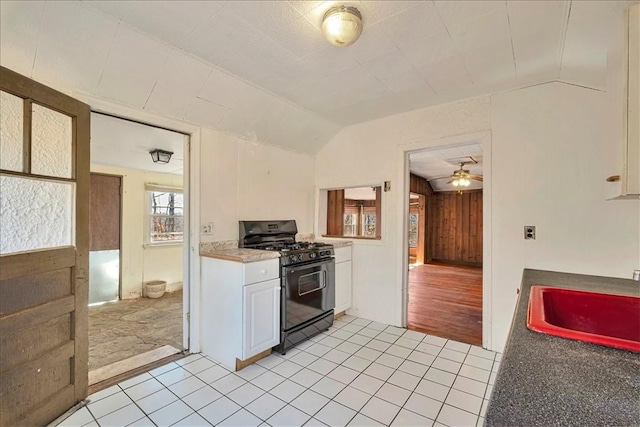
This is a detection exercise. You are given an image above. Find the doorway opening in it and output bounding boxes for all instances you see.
[88,112,188,382]
[406,142,484,346]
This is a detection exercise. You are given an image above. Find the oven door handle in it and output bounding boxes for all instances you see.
[298,281,327,296]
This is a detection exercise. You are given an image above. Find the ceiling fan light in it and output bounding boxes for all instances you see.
[322,6,363,47]
[452,180,460,187]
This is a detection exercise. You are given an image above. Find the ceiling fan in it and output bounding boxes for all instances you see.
[427,159,483,190]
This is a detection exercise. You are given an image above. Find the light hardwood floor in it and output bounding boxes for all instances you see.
[408,262,482,345]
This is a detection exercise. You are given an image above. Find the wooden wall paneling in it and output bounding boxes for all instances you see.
[0,314,71,373]
[326,190,344,236]
[0,268,72,316]
[429,190,482,265]
[89,174,122,252]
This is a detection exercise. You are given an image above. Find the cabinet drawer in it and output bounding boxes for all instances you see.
[244,259,280,285]
[334,246,352,263]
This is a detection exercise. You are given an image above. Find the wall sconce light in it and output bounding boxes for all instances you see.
[149,149,173,164]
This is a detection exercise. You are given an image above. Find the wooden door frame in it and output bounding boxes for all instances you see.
[397,131,493,350]
[89,172,123,301]
[0,66,90,424]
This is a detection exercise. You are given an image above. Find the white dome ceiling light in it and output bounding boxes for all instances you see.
[321,6,363,47]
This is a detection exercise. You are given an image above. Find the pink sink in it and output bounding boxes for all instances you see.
[527,286,640,352]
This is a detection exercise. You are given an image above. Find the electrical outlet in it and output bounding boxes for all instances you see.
[202,222,213,235]
[524,226,536,240]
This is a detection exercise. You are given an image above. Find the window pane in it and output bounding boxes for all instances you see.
[344,213,356,236]
[408,213,418,247]
[0,175,74,254]
[150,215,184,242]
[148,190,183,243]
[0,91,24,172]
[31,103,73,178]
[363,214,376,237]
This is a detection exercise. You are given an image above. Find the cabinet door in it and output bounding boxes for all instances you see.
[335,261,352,313]
[243,279,281,359]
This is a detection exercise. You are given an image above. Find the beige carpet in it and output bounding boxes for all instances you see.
[89,290,183,371]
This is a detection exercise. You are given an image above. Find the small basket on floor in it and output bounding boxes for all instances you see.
[143,280,166,298]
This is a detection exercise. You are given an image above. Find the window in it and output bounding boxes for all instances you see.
[324,186,382,239]
[408,212,418,248]
[147,185,183,244]
[344,211,357,236]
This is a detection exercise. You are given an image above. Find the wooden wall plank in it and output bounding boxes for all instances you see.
[0,314,71,373]
[17,385,74,427]
[0,247,75,282]
[0,296,74,336]
[428,190,483,265]
[0,268,72,316]
[0,357,72,426]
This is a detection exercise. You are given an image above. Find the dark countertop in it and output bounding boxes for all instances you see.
[485,269,640,427]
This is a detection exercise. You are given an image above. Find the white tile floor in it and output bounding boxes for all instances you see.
[56,316,501,427]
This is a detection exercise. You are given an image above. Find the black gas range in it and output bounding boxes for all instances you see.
[239,220,335,354]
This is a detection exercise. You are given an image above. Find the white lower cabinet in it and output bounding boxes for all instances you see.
[334,246,352,314]
[243,278,280,359]
[200,257,280,370]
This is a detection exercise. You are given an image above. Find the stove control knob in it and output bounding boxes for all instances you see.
[290,255,297,262]
[310,252,317,258]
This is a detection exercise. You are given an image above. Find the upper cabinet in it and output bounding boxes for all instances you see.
[606,4,640,200]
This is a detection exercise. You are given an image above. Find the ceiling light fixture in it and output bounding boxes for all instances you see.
[322,6,363,47]
[149,149,173,164]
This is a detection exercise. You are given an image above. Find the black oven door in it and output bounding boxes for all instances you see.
[282,259,335,331]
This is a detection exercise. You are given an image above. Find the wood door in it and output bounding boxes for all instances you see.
[0,67,90,426]
[89,174,121,304]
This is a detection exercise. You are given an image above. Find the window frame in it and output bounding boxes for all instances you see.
[145,184,184,247]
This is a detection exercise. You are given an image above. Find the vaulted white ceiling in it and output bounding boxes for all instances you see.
[0,1,635,155]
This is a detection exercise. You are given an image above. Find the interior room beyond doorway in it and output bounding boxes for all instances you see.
[407,143,484,346]
[88,112,187,380]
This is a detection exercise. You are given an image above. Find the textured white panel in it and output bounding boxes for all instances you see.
[0,175,74,254]
[435,0,503,27]
[419,56,474,94]
[560,1,630,89]
[184,97,230,130]
[379,1,447,45]
[156,51,212,95]
[31,103,72,178]
[507,1,567,40]
[398,32,458,68]
[144,82,193,119]
[446,4,511,52]
[0,91,24,171]
[96,25,170,107]
[0,1,44,77]
[464,42,516,85]
[347,22,399,64]
[198,68,250,109]
[33,1,118,94]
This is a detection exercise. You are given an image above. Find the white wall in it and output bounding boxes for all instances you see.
[199,128,315,242]
[314,82,640,352]
[315,97,491,328]
[90,164,184,299]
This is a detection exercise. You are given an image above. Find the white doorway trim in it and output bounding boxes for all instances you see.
[75,93,202,353]
[396,130,493,350]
